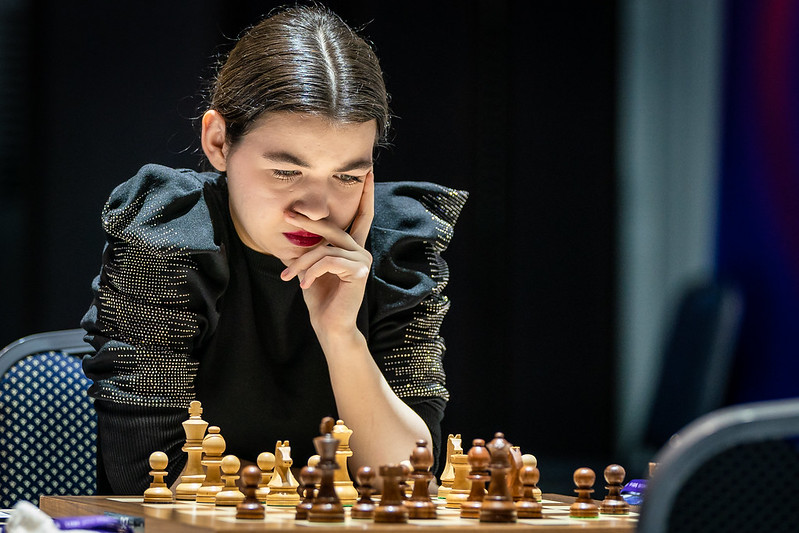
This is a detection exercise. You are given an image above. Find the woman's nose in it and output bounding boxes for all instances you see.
[290,188,330,221]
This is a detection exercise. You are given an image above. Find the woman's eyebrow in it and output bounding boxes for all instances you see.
[336,157,373,173]
[263,151,372,173]
[262,151,310,167]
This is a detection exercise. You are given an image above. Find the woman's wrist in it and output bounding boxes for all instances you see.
[315,326,367,355]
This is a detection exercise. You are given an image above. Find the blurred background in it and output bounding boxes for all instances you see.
[1,0,797,493]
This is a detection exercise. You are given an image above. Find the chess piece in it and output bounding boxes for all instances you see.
[351,466,376,519]
[479,432,517,523]
[460,438,489,519]
[266,440,300,507]
[508,446,523,501]
[569,467,599,518]
[445,447,470,509]
[237,465,266,519]
[515,466,543,519]
[600,464,630,515]
[405,439,436,519]
[308,417,345,522]
[374,464,409,523]
[143,451,174,503]
[196,426,226,503]
[215,455,245,506]
[331,419,358,506]
[175,400,208,500]
[255,451,275,503]
[522,454,542,502]
[437,434,461,499]
[295,466,319,520]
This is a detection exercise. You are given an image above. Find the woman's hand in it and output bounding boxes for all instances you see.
[279,172,374,336]
[280,172,433,473]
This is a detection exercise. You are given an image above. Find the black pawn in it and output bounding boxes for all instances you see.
[600,464,630,515]
[351,466,376,519]
[295,465,318,520]
[569,467,599,518]
[236,465,265,520]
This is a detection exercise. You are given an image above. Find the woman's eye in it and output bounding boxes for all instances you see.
[335,174,364,185]
[272,170,300,181]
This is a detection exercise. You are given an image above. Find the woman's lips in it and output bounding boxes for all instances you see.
[283,231,323,247]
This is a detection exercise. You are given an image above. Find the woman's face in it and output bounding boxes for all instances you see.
[219,112,376,264]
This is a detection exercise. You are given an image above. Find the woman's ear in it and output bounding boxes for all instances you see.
[201,110,228,172]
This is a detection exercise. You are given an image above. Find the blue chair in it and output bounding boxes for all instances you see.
[638,398,799,533]
[0,329,96,507]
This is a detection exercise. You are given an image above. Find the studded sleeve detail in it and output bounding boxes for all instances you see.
[82,164,226,409]
[369,183,468,402]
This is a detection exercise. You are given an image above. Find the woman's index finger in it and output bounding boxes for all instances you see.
[349,171,374,247]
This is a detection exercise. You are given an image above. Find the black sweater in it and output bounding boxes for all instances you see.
[81,164,467,494]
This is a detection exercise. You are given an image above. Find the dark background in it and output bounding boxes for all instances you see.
[1,1,618,492]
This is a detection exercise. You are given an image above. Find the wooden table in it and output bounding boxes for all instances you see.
[39,494,637,533]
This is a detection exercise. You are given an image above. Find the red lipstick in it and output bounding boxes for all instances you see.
[283,231,323,247]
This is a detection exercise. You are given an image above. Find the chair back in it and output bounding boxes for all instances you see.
[0,329,96,507]
[644,280,744,448]
[626,280,744,478]
[638,398,799,533]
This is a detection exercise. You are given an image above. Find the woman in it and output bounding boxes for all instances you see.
[82,5,467,495]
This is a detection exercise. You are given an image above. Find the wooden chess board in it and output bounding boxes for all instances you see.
[39,494,637,533]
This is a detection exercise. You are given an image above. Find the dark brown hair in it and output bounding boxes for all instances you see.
[209,5,390,147]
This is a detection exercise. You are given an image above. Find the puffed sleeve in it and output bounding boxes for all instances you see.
[368,181,468,469]
[81,164,229,494]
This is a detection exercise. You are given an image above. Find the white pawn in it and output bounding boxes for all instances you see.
[256,451,276,503]
[143,451,174,503]
[216,455,245,506]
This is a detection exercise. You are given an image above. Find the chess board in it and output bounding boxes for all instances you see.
[39,494,638,533]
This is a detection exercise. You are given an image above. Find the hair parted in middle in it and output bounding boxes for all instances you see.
[208,4,390,148]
